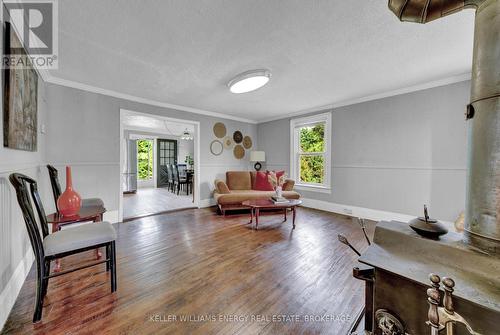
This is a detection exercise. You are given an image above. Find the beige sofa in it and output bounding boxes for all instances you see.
[214,171,301,215]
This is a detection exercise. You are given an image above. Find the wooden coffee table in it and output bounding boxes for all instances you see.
[242,199,302,230]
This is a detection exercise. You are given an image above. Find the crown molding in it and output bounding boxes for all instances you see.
[257,72,472,123]
[42,74,259,124]
[41,71,471,125]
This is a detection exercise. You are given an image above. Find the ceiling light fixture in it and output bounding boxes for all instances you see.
[181,128,193,141]
[228,69,271,94]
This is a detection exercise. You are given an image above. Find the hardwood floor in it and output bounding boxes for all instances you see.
[123,187,195,220]
[2,207,374,335]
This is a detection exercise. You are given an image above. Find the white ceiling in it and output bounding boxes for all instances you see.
[51,0,475,122]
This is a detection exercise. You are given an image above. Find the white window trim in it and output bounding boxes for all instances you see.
[290,112,332,193]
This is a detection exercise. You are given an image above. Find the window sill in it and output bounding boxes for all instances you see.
[295,184,331,194]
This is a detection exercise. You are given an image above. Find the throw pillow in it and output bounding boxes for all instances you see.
[254,171,274,191]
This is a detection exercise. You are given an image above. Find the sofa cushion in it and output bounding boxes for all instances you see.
[226,171,251,190]
[250,171,257,187]
[214,179,230,194]
[214,190,301,205]
[254,171,274,191]
[283,179,295,191]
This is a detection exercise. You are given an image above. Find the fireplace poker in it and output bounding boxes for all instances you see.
[357,218,371,246]
[337,234,361,256]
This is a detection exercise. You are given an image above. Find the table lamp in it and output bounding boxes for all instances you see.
[250,151,265,171]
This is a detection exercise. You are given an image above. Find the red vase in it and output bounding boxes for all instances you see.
[57,166,82,217]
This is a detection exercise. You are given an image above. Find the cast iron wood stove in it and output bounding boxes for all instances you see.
[349,1,500,334]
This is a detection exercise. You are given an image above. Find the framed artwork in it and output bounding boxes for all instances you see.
[3,22,38,152]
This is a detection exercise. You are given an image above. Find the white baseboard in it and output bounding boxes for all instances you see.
[0,248,34,331]
[104,210,119,223]
[199,198,216,208]
[300,198,453,225]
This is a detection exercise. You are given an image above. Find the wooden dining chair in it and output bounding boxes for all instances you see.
[9,173,117,323]
[172,164,189,195]
[166,164,174,192]
[47,165,104,211]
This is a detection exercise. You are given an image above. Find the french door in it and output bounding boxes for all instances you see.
[157,139,177,187]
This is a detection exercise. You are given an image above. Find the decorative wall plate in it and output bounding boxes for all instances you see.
[233,130,243,143]
[243,136,252,149]
[233,145,245,159]
[223,136,233,149]
[210,140,223,156]
[213,122,227,138]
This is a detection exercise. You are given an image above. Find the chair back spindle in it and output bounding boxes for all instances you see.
[172,165,179,183]
[47,165,62,212]
[166,164,173,184]
[177,164,187,179]
[9,173,49,263]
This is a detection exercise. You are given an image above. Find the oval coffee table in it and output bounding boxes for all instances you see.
[242,199,302,230]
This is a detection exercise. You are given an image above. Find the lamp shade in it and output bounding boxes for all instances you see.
[250,151,265,162]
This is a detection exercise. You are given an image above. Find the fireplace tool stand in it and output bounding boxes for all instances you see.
[427,274,481,335]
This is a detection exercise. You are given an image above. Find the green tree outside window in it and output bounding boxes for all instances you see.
[299,124,325,184]
[137,139,153,180]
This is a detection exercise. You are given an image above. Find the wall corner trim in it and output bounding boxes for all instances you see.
[0,248,34,332]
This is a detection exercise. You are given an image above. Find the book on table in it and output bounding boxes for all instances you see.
[271,196,289,204]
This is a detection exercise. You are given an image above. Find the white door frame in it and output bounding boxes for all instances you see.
[119,108,201,222]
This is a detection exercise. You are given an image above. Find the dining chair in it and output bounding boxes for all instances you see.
[177,164,193,195]
[9,173,117,323]
[172,164,188,195]
[166,164,174,192]
[47,165,104,211]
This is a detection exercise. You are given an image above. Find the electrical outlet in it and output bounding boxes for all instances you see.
[343,208,353,215]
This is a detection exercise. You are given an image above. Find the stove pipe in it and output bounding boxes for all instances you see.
[388,0,500,255]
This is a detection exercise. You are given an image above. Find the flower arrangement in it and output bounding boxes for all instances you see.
[185,155,194,168]
[267,171,287,190]
[267,171,287,198]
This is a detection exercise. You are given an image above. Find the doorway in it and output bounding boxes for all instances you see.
[119,109,200,222]
[157,139,177,187]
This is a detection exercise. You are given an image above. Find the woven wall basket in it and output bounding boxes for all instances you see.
[213,122,227,138]
[243,136,252,149]
[233,145,245,159]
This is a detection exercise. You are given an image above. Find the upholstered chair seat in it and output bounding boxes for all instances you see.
[43,222,117,256]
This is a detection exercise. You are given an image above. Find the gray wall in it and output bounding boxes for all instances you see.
[258,81,470,221]
[44,83,257,214]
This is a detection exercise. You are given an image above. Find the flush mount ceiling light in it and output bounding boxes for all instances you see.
[228,69,271,94]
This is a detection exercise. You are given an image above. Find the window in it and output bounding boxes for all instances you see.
[290,112,331,192]
[137,139,154,180]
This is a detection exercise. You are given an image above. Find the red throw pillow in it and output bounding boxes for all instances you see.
[254,171,274,191]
